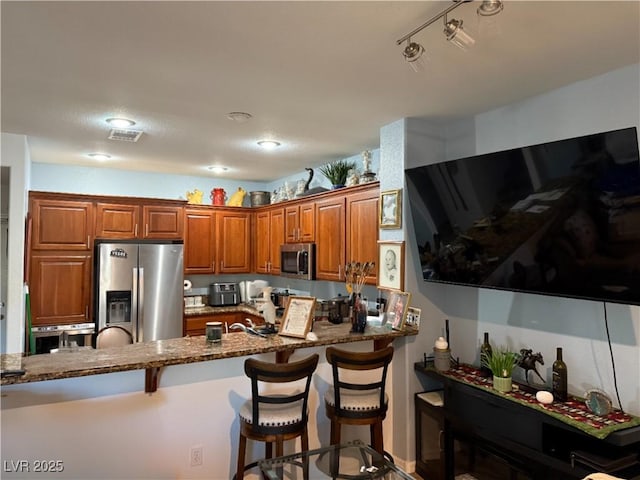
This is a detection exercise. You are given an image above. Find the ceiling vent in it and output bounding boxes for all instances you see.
[108,128,143,142]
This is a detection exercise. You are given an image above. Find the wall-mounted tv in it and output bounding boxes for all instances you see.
[405,127,640,305]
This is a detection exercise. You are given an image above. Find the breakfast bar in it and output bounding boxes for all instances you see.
[1,322,418,392]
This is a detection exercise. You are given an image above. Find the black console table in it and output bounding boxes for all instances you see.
[414,362,640,480]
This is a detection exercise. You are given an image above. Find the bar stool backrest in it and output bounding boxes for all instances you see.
[244,354,319,436]
[96,325,134,349]
[326,346,394,419]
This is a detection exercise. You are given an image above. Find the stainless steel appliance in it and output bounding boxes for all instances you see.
[32,323,95,354]
[95,240,184,343]
[209,282,240,306]
[280,243,315,280]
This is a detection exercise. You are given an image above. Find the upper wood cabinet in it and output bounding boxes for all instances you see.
[217,209,251,273]
[315,196,346,282]
[31,197,94,250]
[183,207,251,274]
[255,207,285,275]
[142,205,184,239]
[346,188,379,285]
[285,203,315,243]
[184,208,216,274]
[95,202,141,239]
[95,202,183,240]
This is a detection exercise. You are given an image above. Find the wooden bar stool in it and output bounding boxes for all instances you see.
[234,353,319,480]
[324,346,394,456]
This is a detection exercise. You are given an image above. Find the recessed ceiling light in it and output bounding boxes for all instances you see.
[88,153,111,161]
[106,117,136,128]
[207,165,229,173]
[226,112,252,123]
[257,140,281,149]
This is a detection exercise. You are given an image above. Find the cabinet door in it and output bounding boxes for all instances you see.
[285,205,300,243]
[299,203,315,242]
[95,202,140,239]
[29,253,92,326]
[184,208,216,274]
[315,197,345,281]
[269,208,285,274]
[142,205,184,239]
[31,198,93,250]
[285,203,315,243]
[217,211,251,273]
[255,211,271,274]
[346,189,378,285]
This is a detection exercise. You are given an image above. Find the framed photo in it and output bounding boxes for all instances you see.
[377,241,405,291]
[386,291,411,331]
[406,307,421,328]
[278,296,316,339]
[379,189,402,229]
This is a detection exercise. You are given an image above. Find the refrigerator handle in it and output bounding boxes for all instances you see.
[138,267,144,343]
[132,267,139,342]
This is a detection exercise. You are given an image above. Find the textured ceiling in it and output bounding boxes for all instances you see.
[1,1,639,181]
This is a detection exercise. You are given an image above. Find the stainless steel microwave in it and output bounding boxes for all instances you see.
[280,243,315,280]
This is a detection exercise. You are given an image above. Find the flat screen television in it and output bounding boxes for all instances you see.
[405,127,640,305]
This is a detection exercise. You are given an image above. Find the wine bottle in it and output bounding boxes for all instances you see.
[552,347,568,402]
[480,332,493,377]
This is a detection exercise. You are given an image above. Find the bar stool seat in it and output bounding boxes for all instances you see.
[234,353,319,480]
[324,346,394,456]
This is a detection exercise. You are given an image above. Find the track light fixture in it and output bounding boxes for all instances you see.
[443,16,475,51]
[402,39,426,71]
[396,0,503,69]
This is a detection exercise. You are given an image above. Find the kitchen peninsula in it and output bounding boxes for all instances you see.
[1,321,418,392]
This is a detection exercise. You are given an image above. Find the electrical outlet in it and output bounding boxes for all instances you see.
[190,445,203,467]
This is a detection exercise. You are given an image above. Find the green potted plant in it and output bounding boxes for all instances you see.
[481,347,520,393]
[319,159,355,189]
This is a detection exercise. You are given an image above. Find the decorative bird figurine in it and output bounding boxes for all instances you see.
[304,168,314,191]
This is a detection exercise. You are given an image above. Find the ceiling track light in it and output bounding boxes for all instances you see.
[396,0,502,67]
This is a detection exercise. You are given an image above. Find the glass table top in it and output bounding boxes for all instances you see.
[258,440,414,479]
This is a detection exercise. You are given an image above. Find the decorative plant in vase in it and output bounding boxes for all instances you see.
[320,159,355,189]
[481,347,520,393]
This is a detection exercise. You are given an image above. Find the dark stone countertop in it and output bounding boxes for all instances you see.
[1,321,418,386]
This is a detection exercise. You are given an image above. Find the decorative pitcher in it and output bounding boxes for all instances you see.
[211,188,226,206]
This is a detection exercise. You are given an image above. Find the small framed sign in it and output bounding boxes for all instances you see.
[379,189,402,229]
[278,296,316,339]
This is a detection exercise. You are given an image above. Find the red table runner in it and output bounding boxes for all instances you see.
[438,364,640,440]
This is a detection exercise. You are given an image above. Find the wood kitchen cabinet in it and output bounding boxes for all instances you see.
[28,252,92,326]
[255,207,284,274]
[95,202,183,240]
[183,206,251,274]
[95,202,141,239]
[30,197,94,250]
[315,196,346,282]
[346,188,378,285]
[184,208,216,274]
[142,204,183,239]
[184,312,263,336]
[314,183,379,284]
[285,203,315,243]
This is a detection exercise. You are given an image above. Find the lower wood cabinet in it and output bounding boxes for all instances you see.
[184,313,264,336]
[29,253,92,326]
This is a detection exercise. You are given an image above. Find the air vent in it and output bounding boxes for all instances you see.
[108,129,143,142]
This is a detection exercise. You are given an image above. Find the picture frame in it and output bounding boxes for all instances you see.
[385,291,411,331]
[377,241,405,291]
[278,296,316,339]
[379,189,402,229]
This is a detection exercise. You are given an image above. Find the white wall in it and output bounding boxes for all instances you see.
[1,133,31,353]
[400,64,640,467]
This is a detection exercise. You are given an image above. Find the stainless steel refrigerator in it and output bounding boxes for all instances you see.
[95,240,184,343]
